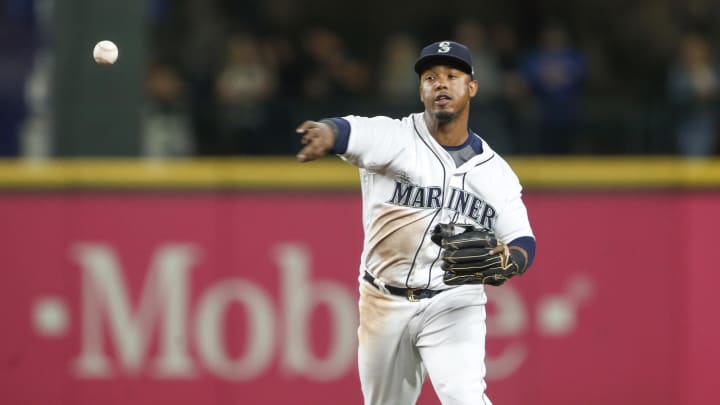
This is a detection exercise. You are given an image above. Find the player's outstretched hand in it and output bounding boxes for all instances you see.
[296,121,335,162]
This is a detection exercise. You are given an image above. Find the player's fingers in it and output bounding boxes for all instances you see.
[296,149,310,162]
[297,146,320,162]
[296,143,311,161]
[296,120,318,134]
[296,140,322,162]
[301,130,318,145]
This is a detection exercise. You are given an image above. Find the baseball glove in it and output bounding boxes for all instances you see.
[431,223,527,286]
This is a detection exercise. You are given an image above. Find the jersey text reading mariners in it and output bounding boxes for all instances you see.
[387,181,496,229]
[336,112,533,289]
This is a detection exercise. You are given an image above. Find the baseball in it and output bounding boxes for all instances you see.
[93,40,119,65]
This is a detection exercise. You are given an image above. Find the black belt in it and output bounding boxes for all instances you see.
[363,272,445,301]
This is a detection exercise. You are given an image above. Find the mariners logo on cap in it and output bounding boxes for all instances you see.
[414,40,474,76]
[437,41,451,53]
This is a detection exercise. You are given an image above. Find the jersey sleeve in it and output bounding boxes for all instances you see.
[337,115,408,170]
[493,159,534,243]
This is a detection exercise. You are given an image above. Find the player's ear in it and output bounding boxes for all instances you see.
[468,78,478,98]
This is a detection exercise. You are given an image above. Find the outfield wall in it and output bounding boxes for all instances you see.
[0,157,718,405]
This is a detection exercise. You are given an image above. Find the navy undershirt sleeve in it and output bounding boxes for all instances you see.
[320,117,350,154]
[508,236,536,268]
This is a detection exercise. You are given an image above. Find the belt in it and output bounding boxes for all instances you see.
[363,271,445,302]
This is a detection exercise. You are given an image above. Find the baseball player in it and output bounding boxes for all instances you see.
[296,40,536,405]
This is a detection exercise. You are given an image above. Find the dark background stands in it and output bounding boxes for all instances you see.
[4,0,720,157]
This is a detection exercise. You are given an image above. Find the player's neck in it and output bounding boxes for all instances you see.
[423,112,469,147]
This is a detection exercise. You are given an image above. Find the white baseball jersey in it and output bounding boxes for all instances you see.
[340,112,534,291]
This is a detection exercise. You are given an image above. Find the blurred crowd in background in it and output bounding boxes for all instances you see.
[3,0,720,157]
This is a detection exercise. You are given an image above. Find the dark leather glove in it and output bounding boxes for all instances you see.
[432,223,528,286]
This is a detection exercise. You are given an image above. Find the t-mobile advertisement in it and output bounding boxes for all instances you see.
[0,191,717,405]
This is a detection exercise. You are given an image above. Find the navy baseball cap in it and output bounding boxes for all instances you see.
[414,40,474,76]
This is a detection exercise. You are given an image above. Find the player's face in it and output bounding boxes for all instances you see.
[419,65,478,122]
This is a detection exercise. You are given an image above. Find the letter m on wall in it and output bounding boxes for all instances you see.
[71,243,198,378]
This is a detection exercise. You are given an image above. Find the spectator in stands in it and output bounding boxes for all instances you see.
[0,1,36,156]
[214,32,278,154]
[667,32,719,156]
[520,22,586,154]
[377,33,420,114]
[142,63,195,158]
[489,21,539,154]
[300,28,371,102]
